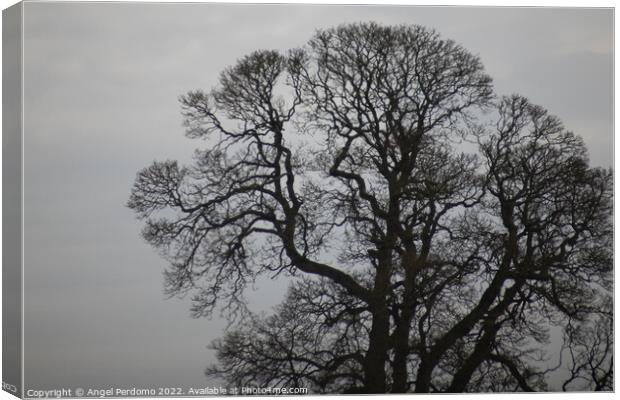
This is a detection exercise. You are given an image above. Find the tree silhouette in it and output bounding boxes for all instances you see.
[128,23,612,393]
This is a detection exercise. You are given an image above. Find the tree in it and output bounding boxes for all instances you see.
[128,23,612,393]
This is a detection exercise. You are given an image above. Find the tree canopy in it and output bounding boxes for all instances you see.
[128,23,613,393]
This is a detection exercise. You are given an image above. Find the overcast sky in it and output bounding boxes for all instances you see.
[20,2,612,392]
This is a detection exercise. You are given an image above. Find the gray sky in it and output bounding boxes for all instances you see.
[21,2,612,392]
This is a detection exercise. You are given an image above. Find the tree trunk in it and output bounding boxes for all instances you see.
[447,325,497,392]
[363,248,392,393]
[392,265,416,393]
[363,306,389,393]
[391,314,412,392]
[414,358,433,393]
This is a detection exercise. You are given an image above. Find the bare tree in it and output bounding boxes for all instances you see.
[128,23,612,393]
